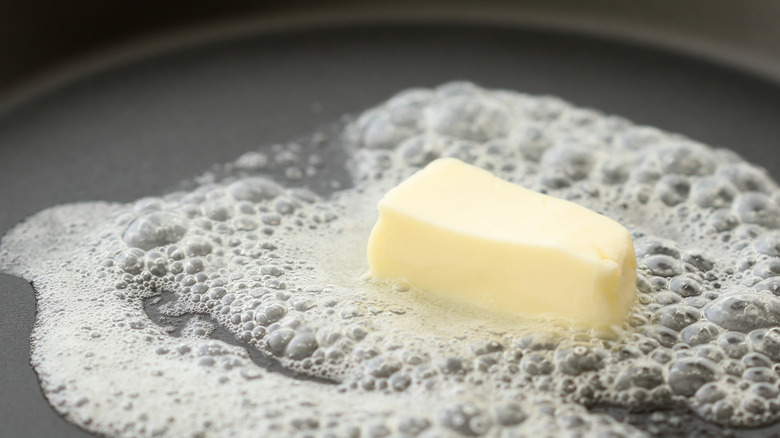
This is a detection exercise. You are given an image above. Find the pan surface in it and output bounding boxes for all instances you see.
[3,21,780,437]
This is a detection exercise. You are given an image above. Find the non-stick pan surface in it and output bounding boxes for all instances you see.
[3,21,780,438]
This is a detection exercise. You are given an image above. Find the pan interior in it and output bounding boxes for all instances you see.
[2,23,780,438]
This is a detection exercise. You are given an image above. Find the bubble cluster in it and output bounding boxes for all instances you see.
[3,82,780,437]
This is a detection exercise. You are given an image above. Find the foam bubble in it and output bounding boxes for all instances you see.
[3,82,780,437]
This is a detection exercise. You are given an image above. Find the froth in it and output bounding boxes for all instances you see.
[3,82,780,437]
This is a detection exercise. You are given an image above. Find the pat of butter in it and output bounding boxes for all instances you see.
[367,158,637,327]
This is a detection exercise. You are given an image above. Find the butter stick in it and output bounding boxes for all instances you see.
[367,158,636,327]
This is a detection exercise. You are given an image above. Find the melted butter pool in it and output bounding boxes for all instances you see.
[3,82,780,437]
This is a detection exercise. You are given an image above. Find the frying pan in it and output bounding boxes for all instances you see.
[3,2,780,437]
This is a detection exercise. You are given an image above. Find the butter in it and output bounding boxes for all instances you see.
[367,158,637,327]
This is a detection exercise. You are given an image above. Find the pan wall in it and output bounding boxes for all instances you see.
[2,0,780,101]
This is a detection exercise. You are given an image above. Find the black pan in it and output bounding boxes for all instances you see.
[3,6,780,438]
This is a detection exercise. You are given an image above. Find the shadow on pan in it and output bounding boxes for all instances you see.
[3,18,780,438]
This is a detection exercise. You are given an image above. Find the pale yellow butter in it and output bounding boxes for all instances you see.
[367,158,637,327]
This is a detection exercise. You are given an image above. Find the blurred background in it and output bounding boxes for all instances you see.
[2,0,780,103]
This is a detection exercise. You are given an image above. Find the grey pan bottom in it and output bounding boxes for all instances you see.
[2,22,780,438]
